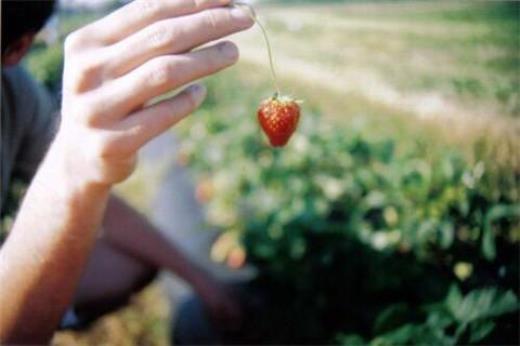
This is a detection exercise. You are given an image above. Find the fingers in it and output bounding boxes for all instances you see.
[94,41,238,122]
[112,84,207,153]
[105,6,253,77]
[86,0,233,45]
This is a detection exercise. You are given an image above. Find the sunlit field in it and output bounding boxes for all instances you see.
[19,1,519,345]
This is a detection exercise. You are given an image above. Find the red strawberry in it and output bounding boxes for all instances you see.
[257,95,301,147]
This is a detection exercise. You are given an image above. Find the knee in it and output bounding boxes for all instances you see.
[132,266,158,293]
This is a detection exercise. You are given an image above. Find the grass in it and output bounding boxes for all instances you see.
[239,1,520,117]
[52,283,170,346]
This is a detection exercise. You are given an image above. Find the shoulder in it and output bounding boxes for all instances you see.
[2,65,41,104]
[2,65,55,122]
[2,66,56,134]
[1,66,59,213]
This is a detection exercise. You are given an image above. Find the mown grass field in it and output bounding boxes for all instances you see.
[243,1,519,119]
[231,1,519,165]
[35,1,520,344]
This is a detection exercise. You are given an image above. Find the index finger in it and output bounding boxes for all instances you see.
[85,0,232,45]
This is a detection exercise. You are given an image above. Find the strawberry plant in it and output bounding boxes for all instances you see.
[178,68,519,343]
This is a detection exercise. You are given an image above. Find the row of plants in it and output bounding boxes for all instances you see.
[177,70,519,344]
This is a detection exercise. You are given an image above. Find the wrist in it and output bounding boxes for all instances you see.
[49,132,112,192]
[42,137,112,202]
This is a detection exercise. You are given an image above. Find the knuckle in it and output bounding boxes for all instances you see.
[192,0,220,10]
[203,10,220,31]
[148,22,176,50]
[89,134,107,158]
[191,0,203,9]
[93,135,117,159]
[68,56,104,92]
[126,125,143,140]
[70,98,89,120]
[147,58,175,88]
[76,55,103,77]
[135,0,161,19]
[64,31,83,54]
[75,97,103,126]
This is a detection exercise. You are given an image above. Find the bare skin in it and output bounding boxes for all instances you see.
[77,196,240,327]
[0,0,253,343]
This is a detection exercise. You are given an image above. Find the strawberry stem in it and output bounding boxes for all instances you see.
[234,1,281,96]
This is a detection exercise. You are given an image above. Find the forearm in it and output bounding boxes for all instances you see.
[0,1,252,341]
[103,196,208,288]
[104,196,241,325]
[0,145,110,343]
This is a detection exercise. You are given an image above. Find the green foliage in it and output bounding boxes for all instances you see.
[24,43,64,92]
[338,285,519,345]
[178,70,519,344]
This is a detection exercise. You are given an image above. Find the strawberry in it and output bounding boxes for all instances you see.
[233,2,303,147]
[258,95,301,147]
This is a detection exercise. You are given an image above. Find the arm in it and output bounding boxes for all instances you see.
[0,0,252,342]
[104,196,240,323]
[104,195,210,290]
[0,149,110,342]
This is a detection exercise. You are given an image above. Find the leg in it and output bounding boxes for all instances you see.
[173,294,221,345]
[68,238,157,327]
[60,191,211,329]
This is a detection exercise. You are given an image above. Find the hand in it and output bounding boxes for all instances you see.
[193,273,243,330]
[52,0,253,188]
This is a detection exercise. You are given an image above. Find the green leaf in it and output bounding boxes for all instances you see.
[469,320,495,343]
[439,221,455,249]
[426,310,453,330]
[483,290,519,318]
[374,303,411,335]
[336,334,366,346]
[447,287,519,323]
[372,325,416,346]
[482,205,520,260]
[446,285,463,314]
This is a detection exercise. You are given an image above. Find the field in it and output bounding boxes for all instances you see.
[243,2,519,119]
[19,0,520,345]
[232,1,519,162]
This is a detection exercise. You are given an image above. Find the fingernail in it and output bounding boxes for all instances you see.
[218,41,239,61]
[230,7,254,27]
[187,84,206,102]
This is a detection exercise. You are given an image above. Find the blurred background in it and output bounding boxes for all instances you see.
[22,0,520,344]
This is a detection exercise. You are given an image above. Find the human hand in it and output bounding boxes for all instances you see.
[52,0,253,188]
